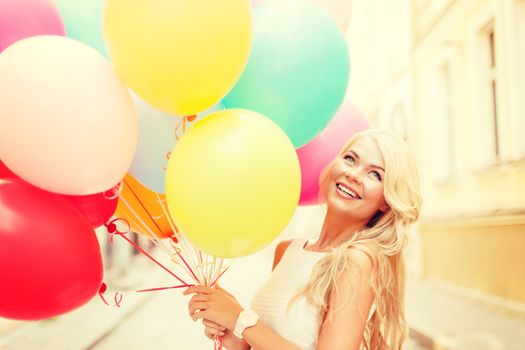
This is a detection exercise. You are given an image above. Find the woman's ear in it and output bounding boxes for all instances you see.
[380,203,390,213]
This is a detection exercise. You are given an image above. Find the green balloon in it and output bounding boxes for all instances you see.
[55,0,107,56]
[224,0,350,148]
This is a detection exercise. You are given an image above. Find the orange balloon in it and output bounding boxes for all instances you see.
[115,174,175,239]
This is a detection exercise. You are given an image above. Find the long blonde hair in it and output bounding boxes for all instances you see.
[295,129,422,350]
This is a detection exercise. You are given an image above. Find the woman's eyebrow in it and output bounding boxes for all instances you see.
[346,149,385,172]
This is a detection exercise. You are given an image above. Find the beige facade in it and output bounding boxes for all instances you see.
[347,0,525,304]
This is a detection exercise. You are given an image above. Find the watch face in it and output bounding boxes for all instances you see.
[244,311,259,325]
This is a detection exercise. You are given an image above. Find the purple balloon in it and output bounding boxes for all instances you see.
[297,102,369,206]
[0,0,65,52]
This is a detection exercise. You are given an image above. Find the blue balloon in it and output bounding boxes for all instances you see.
[55,0,107,56]
[224,0,350,148]
[129,94,224,193]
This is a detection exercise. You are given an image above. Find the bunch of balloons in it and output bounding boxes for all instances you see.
[0,0,367,321]
[0,0,129,321]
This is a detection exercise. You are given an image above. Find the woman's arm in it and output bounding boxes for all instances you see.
[240,319,302,350]
[272,240,292,270]
[185,285,302,350]
[315,249,375,350]
[185,240,299,350]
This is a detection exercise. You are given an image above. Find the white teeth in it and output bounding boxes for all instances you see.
[337,184,359,199]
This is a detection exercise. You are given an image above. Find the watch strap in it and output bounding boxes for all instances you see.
[233,309,259,339]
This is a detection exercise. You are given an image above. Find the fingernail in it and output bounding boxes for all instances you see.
[219,332,224,336]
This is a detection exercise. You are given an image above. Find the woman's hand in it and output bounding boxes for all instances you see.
[202,319,226,338]
[202,319,250,350]
[184,285,243,330]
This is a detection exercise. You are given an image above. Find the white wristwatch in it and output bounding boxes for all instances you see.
[233,309,259,339]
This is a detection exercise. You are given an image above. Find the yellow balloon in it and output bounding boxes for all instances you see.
[103,0,252,116]
[165,109,301,258]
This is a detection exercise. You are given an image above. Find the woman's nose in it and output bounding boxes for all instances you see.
[345,166,363,184]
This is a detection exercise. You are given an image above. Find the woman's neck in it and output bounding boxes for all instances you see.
[311,208,367,251]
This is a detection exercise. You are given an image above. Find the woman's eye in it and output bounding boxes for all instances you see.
[370,170,382,181]
[343,154,355,164]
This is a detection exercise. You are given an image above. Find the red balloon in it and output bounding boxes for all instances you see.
[0,178,103,320]
[62,184,120,228]
[0,160,119,228]
[0,159,16,178]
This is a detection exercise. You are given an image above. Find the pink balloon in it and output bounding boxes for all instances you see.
[0,0,65,52]
[62,184,120,228]
[297,102,369,206]
[313,0,352,32]
[0,178,103,320]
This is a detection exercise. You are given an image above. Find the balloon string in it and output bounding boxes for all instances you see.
[174,117,184,142]
[212,259,222,286]
[136,284,192,293]
[155,195,179,232]
[106,218,130,244]
[162,120,210,284]
[155,194,202,284]
[114,292,123,308]
[118,197,162,240]
[213,335,223,350]
[175,248,200,285]
[98,282,124,308]
[122,179,167,238]
[114,214,187,285]
[116,197,187,282]
[105,220,190,286]
[98,283,110,306]
[210,265,230,288]
[207,255,213,287]
[120,187,201,286]
[153,236,201,285]
[125,214,155,241]
[174,115,196,141]
[197,250,208,285]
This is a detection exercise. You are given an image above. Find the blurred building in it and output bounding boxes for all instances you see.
[347,0,525,308]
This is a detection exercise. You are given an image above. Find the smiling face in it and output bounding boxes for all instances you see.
[324,136,388,226]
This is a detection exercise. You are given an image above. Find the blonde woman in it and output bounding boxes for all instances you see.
[184,129,422,350]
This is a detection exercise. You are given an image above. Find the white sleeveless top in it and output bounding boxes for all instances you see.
[250,239,327,350]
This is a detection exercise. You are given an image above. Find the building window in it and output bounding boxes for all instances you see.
[487,29,499,157]
[432,63,454,182]
[513,0,525,157]
[473,20,501,168]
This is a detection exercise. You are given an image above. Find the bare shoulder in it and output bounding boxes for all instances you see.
[317,247,377,349]
[346,248,376,273]
[272,239,293,271]
[348,245,377,274]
